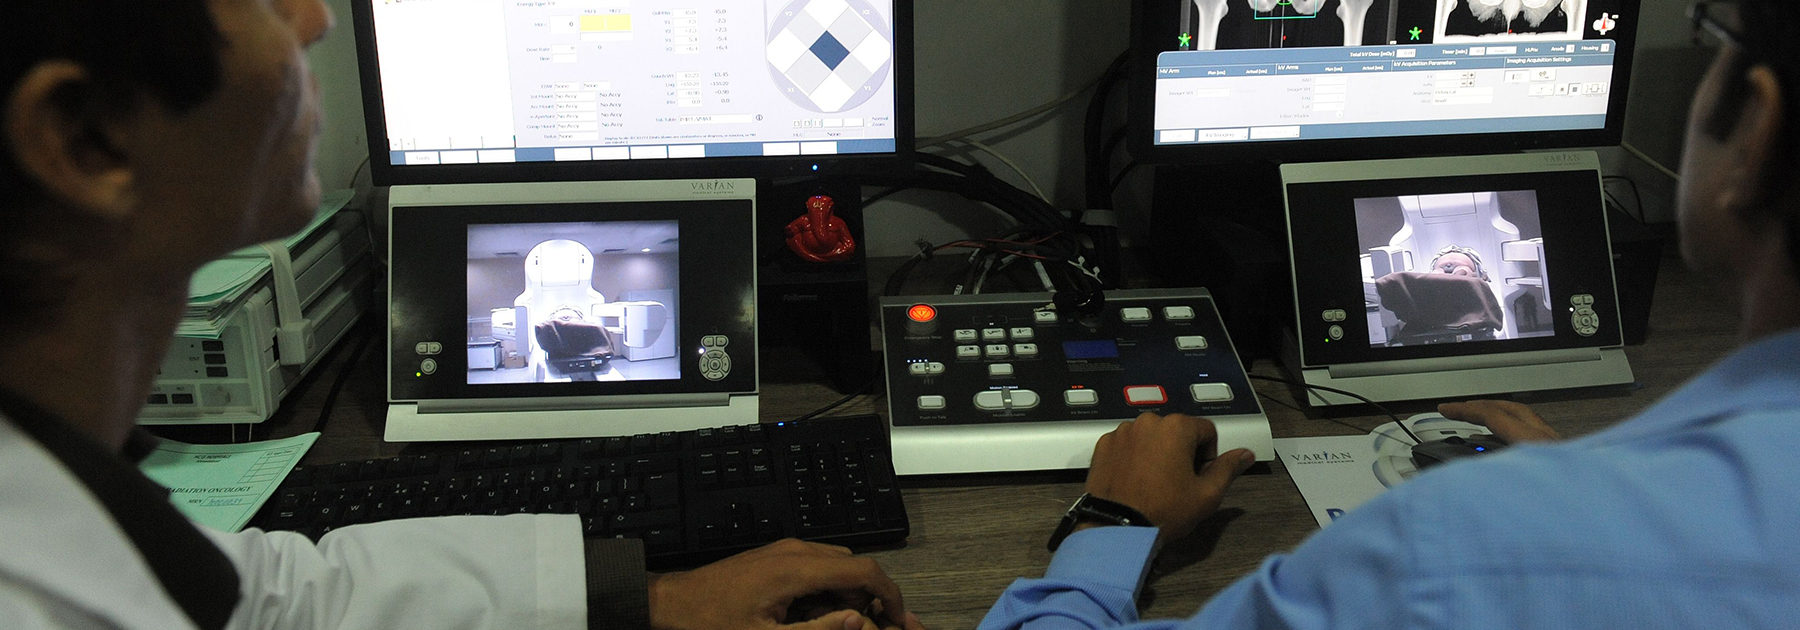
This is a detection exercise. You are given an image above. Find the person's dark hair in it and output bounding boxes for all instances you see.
[1731,0,1800,276]
[0,3,223,313]
[1,3,224,204]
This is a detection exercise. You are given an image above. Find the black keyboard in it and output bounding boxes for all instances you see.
[249,414,909,568]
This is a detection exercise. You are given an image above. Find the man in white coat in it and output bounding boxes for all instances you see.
[0,3,924,630]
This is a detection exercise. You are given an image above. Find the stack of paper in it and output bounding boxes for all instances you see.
[140,432,319,532]
[177,190,355,339]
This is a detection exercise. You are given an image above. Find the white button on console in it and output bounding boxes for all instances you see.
[1176,335,1208,350]
[1124,385,1167,406]
[956,345,981,359]
[953,329,978,342]
[1009,327,1034,341]
[1163,306,1195,321]
[1009,389,1041,410]
[1120,307,1152,323]
[982,328,1007,342]
[926,362,945,375]
[1033,311,1058,324]
[973,391,1007,411]
[1013,343,1039,357]
[908,363,930,376]
[989,363,1015,378]
[985,344,1010,358]
[1064,389,1100,407]
[1190,383,1234,403]
[918,395,947,410]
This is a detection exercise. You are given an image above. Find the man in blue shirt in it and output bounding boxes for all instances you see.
[981,2,1800,628]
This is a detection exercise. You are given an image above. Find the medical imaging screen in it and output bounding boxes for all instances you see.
[1150,0,1632,146]
[465,221,681,384]
[1164,1,1625,52]
[1353,190,1554,348]
[373,0,898,167]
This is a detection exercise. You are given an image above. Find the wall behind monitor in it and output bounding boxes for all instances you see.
[308,0,1701,256]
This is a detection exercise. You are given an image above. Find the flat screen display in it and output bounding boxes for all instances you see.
[466,220,682,385]
[366,0,900,170]
[1134,0,1640,159]
[1352,190,1553,348]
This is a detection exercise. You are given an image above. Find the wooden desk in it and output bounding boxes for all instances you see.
[226,256,1738,629]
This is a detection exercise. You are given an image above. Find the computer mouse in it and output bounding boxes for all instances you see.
[1409,434,1508,471]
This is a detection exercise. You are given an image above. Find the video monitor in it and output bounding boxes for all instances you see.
[1354,190,1554,348]
[1280,152,1632,405]
[465,220,682,385]
[389,184,757,406]
[353,0,912,185]
[1129,0,1642,163]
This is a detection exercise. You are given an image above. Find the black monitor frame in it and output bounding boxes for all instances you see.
[1126,0,1643,165]
[351,0,915,187]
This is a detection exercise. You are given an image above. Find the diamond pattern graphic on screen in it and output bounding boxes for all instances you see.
[767,0,892,113]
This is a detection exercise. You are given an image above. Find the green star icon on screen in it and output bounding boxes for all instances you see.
[1409,26,1423,41]
[1179,32,1192,47]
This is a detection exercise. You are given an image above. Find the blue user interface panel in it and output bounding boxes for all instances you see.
[369,0,898,167]
[1153,40,1615,145]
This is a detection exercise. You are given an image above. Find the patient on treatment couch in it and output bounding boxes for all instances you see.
[1373,245,1505,344]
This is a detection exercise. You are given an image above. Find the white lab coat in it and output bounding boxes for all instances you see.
[0,416,591,630]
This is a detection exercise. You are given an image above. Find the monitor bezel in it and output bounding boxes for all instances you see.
[1281,151,1625,368]
[351,0,915,187]
[387,180,760,405]
[1126,0,1644,165]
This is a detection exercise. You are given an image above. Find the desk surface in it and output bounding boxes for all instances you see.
[224,255,1738,629]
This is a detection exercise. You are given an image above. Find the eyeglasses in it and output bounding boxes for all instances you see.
[1690,1,1744,50]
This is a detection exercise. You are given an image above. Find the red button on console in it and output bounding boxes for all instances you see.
[1123,385,1168,406]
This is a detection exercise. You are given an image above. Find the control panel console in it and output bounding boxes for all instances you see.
[880,289,1273,476]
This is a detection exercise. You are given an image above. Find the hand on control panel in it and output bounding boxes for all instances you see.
[1082,412,1256,549]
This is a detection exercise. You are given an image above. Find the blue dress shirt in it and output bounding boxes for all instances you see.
[981,329,1800,630]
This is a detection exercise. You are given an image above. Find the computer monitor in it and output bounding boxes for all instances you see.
[1279,151,1633,404]
[1129,0,1642,163]
[351,0,912,185]
[386,179,761,441]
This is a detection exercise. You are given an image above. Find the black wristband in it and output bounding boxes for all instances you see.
[1047,493,1153,552]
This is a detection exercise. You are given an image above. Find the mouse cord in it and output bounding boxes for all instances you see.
[1247,374,1422,445]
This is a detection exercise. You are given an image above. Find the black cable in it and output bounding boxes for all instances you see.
[1084,50,1132,210]
[1246,374,1422,445]
[884,239,936,296]
[792,374,881,423]
[312,321,376,435]
[1108,161,1141,195]
[1602,175,1647,224]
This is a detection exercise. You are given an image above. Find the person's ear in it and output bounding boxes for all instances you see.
[3,61,138,219]
[1715,65,1790,225]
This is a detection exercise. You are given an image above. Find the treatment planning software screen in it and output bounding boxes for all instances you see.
[374,0,898,166]
[1153,40,1616,144]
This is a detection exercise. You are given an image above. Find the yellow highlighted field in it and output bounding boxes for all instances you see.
[580,14,633,32]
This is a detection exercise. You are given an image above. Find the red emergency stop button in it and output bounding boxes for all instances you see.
[907,304,937,323]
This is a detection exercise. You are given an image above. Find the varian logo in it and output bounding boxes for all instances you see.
[690,181,737,191]
[1287,451,1355,466]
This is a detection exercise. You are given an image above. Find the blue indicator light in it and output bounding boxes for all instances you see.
[1474,446,1486,451]
[811,164,820,171]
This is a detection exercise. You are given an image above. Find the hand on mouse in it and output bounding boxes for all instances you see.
[648,538,925,630]
[1083,412,1256,549]
[1438,400,1562,443]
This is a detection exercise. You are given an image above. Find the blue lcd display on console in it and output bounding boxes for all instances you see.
[1063,340,1121,360]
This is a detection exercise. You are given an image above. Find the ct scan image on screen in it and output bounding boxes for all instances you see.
[1354,190,1553,348]
[466,221,681,384]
